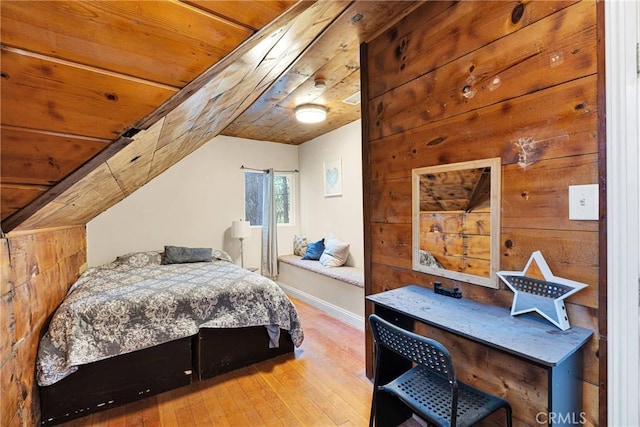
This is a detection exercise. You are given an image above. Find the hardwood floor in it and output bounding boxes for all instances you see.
[59,298,375,427]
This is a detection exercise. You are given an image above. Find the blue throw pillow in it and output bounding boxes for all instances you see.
[301,239,325,260]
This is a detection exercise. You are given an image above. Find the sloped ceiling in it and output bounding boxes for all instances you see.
[0,0,423,233]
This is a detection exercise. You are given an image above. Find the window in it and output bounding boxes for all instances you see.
[244,171,293,226]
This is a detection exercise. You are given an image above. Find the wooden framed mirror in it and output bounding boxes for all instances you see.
[412,158,501,288]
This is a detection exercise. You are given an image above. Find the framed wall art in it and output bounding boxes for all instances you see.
[323,159,342,197]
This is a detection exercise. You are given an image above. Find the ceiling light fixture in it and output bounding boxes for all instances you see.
[295,104,327,123]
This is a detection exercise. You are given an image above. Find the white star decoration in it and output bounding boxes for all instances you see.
[497,251,588,330]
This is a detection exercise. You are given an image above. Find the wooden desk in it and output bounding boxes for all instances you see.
[367,285,593,426]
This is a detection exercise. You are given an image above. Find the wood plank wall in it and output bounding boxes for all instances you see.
[0,226,86,426]
[362,1,601,425]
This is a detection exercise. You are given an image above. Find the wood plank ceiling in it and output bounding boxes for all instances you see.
[0,0,422,232]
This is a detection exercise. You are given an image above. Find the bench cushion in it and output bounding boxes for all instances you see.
[278,255,364,288]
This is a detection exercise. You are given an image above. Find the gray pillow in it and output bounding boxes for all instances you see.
[162,245,212,264]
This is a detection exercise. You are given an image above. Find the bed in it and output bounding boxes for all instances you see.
[37,248,304,426]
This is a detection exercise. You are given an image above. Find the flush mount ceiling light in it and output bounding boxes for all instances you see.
[295,104,327,123]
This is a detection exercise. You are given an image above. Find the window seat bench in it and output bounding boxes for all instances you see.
[278,254,364,287]
[276,255,364,329]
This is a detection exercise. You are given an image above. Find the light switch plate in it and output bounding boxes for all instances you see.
[569,184,599,220]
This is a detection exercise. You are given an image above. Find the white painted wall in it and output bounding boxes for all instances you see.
[88,121,364,270]
[298,120,363,267]
[87,135,300,268]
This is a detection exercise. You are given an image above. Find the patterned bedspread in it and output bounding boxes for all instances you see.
[37,252,304,386]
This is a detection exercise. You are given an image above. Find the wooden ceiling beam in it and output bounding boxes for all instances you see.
[146,1,351,180]
[0,0,254,88]
[1,137,131,233]
[222,0,365,137]
[1,47,177,139]
[221,0,425,144]
[133,1,317,133]
[1,1,351,232]
[182,0,298,32]
[1,0,423,231]
[0,125,110,186]
[0,184,48,220]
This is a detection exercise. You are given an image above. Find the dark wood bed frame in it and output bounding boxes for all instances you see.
[39,326,294,426]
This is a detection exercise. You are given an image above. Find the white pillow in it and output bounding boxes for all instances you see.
[319,235,350,267]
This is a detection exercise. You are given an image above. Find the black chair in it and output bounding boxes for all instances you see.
[369,314,512,427]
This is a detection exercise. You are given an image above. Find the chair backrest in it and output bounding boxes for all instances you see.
[369,314,456,384]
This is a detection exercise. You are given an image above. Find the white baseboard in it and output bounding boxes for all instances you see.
[277,281,365,331]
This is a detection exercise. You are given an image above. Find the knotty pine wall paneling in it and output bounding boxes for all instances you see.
[362,1,601,425]
[0,226,86,426]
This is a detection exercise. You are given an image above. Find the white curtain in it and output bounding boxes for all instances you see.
[261,169,278,278]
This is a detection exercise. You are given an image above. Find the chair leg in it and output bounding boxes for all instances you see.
[369,389,376,427]
[505,405,513,427]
